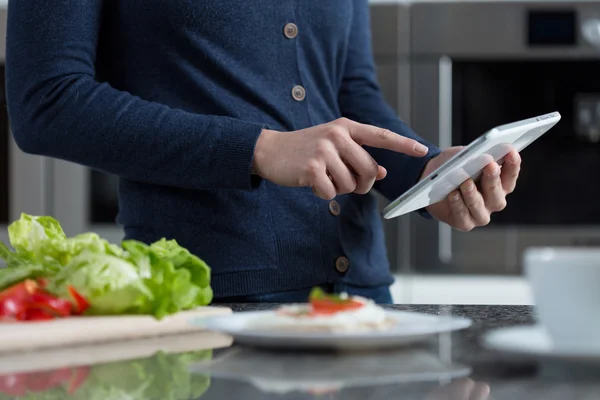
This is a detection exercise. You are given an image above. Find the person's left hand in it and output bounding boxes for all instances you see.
[422,146,521,231]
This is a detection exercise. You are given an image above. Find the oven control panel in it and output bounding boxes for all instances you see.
[528,10,577,46]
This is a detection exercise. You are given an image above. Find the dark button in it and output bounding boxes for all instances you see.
[284,22,298,39]
[335,256,350,273]
[291,85,306,101]
[329,200,341,216]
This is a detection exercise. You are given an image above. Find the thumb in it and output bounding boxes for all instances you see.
[376,166,387,181]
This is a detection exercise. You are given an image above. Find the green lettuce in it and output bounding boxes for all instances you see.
[47,252,155,315]
[0,213,213,318]
[122,240,213,319]
[0,263,46,291]
[150,238,211,288]
[8,214,67,255]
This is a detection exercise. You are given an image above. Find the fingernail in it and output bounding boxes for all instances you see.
[414,143,429,154]
[508,153,519,164]
[490,166,500,177]
[465,182,475,192]
[451,193,461,202]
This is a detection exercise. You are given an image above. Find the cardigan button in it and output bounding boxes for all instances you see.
[328,200,341,216]
[335,256,350,273]
[283,22,298,39]
[291,85,306,101]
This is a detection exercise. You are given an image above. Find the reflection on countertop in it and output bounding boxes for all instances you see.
[1,305,600,399]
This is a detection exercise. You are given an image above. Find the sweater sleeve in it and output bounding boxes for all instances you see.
[5,0,264,191]
[338,0,442,202]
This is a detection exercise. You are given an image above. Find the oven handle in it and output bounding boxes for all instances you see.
[438,56,453,264]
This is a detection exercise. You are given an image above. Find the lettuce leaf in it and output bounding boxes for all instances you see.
[47,252,155,315]
[8,214,67,255]
[150,238,211,287]
[0,213,213,318]
[122,240,213,319]
[0,263,46,290]
[0,215,122,279]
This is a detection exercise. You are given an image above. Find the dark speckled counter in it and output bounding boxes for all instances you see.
[201,304,600,400]
[2,305,599,399]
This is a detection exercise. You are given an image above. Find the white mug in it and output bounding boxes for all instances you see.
[524,247,600,351]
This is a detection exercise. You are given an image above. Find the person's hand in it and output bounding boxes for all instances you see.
[423,146,521,231]
[424,378,491,400]
[252,118,430,200]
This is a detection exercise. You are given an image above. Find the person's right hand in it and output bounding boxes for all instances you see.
[251,118,430,200]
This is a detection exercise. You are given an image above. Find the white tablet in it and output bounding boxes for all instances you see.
[382,111,561,219]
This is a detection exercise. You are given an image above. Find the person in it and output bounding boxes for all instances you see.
[4,1,521,304]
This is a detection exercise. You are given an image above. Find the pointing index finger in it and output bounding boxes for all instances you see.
[346,120,429,156]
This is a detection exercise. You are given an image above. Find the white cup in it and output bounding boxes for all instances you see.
[524,247,600,351]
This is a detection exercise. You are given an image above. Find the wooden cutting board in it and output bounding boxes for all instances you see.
[0,330,233,375]
[0,305,232,354]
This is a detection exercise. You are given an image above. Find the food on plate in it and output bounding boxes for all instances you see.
[251,287,395,332]
[0,213,213,320]
[0,350,212,399]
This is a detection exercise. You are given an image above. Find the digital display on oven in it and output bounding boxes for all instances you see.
[528,10,577,46]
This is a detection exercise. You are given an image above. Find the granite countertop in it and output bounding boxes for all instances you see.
[1,304,599,399]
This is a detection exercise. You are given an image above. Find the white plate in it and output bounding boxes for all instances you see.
[483,325,600,362]
[190,310,472,350]
[191,347,471,394]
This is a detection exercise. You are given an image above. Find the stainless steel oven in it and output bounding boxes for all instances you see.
[0,7,48,251]
[371,2,416,274]
[407,1,600,274]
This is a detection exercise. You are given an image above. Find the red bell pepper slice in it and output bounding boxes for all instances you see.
[26,306,65,321]
[0,279,91,321]
[0,297,27,320]
[68,286,90,314]
[0,280,38,320]
[30,292,73,317]
[0,280,38,303]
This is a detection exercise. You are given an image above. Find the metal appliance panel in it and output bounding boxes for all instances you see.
[52,161,123,245]
[371,3,414,273]
[0,7,47,252]
[412,2,600,58]
[409,1,600,275]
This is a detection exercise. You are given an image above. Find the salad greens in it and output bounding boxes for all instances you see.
[0,350,213,400]
[0,213,213,319]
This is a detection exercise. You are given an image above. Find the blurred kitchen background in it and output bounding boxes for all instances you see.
[2,0,600,304]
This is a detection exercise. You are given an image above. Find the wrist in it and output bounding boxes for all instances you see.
[420,155,435,181]
[252,128,277,177]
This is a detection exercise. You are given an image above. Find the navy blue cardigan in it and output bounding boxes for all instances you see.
[5,0,440,298]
